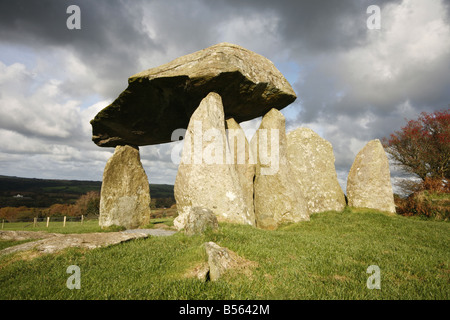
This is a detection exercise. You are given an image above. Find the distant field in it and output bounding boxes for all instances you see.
[1,214,175,233]
[0,208,448,300]
[0,175,174,207]
[0,175,174,197]
[41,186,97,194]
[0,175,102,194]
[1,219,102,234]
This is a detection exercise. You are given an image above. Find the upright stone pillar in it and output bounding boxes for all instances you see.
[226,118,256,225]
[174,92,254,231]
[251,108,310,229]
[287,128,346,214]
[99,145,151,229]
[346,139,396,214]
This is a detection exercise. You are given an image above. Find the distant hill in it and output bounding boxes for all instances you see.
[0,175,174,207]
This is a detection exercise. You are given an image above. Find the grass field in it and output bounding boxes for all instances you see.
[0,208,448,300]
[1,219,103,234]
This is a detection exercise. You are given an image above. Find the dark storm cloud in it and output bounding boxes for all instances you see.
[200,0,408,126]
[0,0,162,98]
[0,0,399,70]
[206,0,400,53]
[0,0,155,49]
[0,0,399,99]
[1,0,449,184]
[284,0,450,129]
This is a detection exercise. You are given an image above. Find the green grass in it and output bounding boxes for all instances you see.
[0,208,448,300]
[143,217,175,229]
[1,219,102,234]
[0,239,35,251]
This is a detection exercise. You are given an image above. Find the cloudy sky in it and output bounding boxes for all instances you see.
[0,0,449,192]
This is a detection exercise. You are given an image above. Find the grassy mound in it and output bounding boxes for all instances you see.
[0,208,448,299]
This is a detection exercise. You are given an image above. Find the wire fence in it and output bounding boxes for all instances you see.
[1,215,98,229]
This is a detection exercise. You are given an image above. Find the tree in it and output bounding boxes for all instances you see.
[0,207,19,222]
[382,109,450,182]
[49,203,73,217]
[154,197,176,208]
[73,191,100,217]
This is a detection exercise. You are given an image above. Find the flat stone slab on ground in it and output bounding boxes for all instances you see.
[0,229,174,259]
[0,230,61,241]
[123,228,177,236]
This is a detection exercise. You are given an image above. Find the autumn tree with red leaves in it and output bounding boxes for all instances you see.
[73,191,100,217]
[382,109,450,183]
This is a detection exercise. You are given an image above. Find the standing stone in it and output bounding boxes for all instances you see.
[226,118,255,224]
[346,139,396,214]
[174,92,254,231]
[251,109,309,229]
[99,145,151,229]
[287,128,346,213]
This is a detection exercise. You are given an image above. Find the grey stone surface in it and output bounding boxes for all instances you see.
[91,42,296,147]
[0,231,148,258]
[0,230,59,241]
[184,207,219,236]
[203,241,256,281]
[347,139,396,214]
[226,118,256,224]
[174,92,254,230]
[123,229,176,236]
[99,145,151,229]
[205,242,232,281]
[251,109,310,229]
[287,128,346,214]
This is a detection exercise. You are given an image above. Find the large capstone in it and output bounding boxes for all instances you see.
[91,42,296,147]
[251,109,310,229]
[287,128,346,214]
[346,139,396,214]
[99,145,151,229]
[173,92,255,231]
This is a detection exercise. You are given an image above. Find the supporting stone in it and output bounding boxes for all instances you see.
[251,109,310,229]
[287,128,346,214]
[226,118,256,225]
[346,139,396,214]
[99,145,151,229]
[174,92,254,231]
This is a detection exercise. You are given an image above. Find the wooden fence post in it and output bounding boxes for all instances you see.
[46,217,50,228]
[1,219,4,230]
[81,215,84,225]
[33,217,37,227]
[63,216,66,227]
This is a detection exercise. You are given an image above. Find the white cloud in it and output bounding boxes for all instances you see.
[0,129,49,154]
[0,57,184,183]
[288,0,450,192]
[0,0,449,188]
[215,10,283,57]
[0,61,81,138]
[337,0,450,111]
[0,60,116,181]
